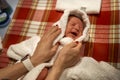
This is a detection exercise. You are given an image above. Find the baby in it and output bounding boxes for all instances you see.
[59,14,86,47]
[65,14,84,40]
[53,9,90,47]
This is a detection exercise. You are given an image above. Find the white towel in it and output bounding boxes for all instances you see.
[7,9,90,60]
[7,36,120,80]
[55,0,102,14]
[18,9,91,80]
[7,36,40,60]
[59,57,120,80]
[7,9,120,80]
[7,9,90,80]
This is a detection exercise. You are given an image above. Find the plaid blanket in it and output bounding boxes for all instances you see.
[1,0,120,70]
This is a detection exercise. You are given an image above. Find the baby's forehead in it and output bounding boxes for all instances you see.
[68,15,85,28]
[68,16,83,24]
[68,14,83,22]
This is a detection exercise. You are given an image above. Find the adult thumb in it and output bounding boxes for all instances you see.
[51,42,60,54]
[75,42,82,50]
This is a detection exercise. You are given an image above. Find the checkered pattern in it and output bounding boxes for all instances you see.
[1,0,120,70]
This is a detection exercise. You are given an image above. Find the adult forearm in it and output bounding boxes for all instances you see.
[0,62,28,80]
[45,65,64,80]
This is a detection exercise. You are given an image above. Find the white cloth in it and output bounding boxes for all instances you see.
[7,9,90,60]
[7,9,90,80]
[7,36,120,80]
[7,36,40,60]
[7,9,120,80]
[59,57,120,80]
[55,0,102,14]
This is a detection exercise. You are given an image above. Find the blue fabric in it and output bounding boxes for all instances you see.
[0,11,10,28]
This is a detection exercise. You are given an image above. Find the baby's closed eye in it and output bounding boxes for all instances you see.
[70,23,76,26]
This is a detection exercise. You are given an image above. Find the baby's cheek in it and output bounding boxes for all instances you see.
[79,31,82,35]
[80,26,83,31]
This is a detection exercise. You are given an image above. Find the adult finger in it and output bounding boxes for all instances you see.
[49,28,61,43]
[43,26,58,39]
[42,26,61,44]
[47,26,59,36]
[74,42,82,50]
[51,42,60,55]
[66,42,78,48]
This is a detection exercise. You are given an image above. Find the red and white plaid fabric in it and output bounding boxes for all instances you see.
[1,0,120,70]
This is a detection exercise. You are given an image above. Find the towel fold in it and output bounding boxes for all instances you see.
[55,0,102,14]
[7,36,40,60]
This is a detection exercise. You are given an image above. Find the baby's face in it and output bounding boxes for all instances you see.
[65,16,84,40]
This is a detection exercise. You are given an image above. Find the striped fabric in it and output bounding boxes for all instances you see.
[0,49,9,68]
[1,0,120,71]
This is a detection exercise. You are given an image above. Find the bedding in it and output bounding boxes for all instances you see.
[0,0,120,78]
[55,0,102,14]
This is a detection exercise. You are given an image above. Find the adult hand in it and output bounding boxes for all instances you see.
[45,42,82,80]
[31,26,61,66]
[54,42,82,69]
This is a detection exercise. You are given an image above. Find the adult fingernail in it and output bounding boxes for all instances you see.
[75,41,79,44]
[55,42,61,45]
[57,42,61,45]
[82,41,85,44]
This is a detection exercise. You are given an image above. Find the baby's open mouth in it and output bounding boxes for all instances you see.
[71,32,78,37]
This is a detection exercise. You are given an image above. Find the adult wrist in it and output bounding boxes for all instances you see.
[21,54,34,71]
[30,56,43,67]
[53,61,65,72]
[30,58,38,67]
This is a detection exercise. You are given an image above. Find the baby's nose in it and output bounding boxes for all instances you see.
[74,25,80,31]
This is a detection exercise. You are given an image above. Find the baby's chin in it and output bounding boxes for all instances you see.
[65,34,77,40]
[65,34,83,40]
